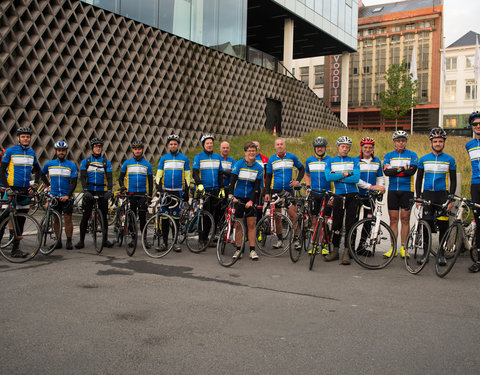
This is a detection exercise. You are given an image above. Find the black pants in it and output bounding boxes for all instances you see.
[471,184,480,249]
[422,190,449,251]
[79,191,109,242]
[128,194,148,232]
[331,193,358,248]
[199,189,220,242]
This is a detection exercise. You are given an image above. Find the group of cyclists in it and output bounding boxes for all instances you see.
[2,109,480,273]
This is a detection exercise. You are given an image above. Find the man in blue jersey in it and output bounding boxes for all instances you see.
[156,134,190,252]
[192,134,224,247]
[264,137,305,249]
[41,140,78,250]
[119,140,153,247]
[325,136,360,265]
[383,130,418,259]
[220,141,235,190]
[229,141,263,260]
[0,127,45,258]
[466,111,480,272]
[252,140,268,224]
[75,138,114,249]
[416,128,456,266]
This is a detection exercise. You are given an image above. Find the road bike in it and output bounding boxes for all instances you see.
[216,198,246,267]
[86,195,105,254]
[289,185,314,263]
[39,194,63,255]
[113,193,143,256]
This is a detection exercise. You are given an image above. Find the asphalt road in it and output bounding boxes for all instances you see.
[1,228,480,375]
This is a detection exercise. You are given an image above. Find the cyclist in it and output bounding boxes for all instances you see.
[304,136,333,255]
[465,111,480,272]
[0,127,45,258]
[192,134,224,248]
[252,140,268,225]
[383,130,418,259]
[416,128,456,266]
[228,141,264,260]
[354,137,385,256]
[75,138,114,249]
[41,140,78,250]
[324,136,360,265]
[264,137,305,249]
[119,140,153,247]
[156,134,190,252]
[220,141,235,190]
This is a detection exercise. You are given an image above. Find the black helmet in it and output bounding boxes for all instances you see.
[429,128,447,140]
[90,138,104,147]
[469,111,480,126]
[312,137,328,148]
[167,134,180,144]
[17,126,32,135]
[201,134,214,146]
[132,140,143,148]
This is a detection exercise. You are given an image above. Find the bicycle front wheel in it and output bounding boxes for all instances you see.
[142,213,177,258]
[256,213,293,257]
[89,211,105,254]
[347,218,396,270]
[216,218,245,267]
[186,210,215,253]
[435,222,463,278]
[40,210,63,255]
[405,220,431,274]
[289,215,304,263]
[309,223,323,271]
[0,214,41,263]
[124,209,138,257]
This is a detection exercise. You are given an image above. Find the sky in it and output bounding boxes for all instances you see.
[362,0,480,47]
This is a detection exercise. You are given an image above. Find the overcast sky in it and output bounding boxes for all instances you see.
[362,0,480,47]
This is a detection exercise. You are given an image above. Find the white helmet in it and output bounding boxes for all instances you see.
[336,136,353,147]
[392,130,409,141]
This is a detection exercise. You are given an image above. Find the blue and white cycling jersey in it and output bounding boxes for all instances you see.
[80,156,112,192]
[266,152,303,191]
[192,151,223,190]
[325,155,359,195]
[2,145,38,188]
[305,154,333,192]
[466,138,480,184]
[158,152,190,191]
[42,159,78,197]
[355,155,383,196]
[120,157,153,193]
[418,152,456,192]
[383,149,418,192]
[231,159,263,199]
[221,156,235,188]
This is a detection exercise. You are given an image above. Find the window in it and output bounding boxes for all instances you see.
[377,27,386,34]
[419,73,429,101]
[418,21,431,28]
[292,67,295,77]
[391,25,401,32]
[466,79,477,100]
[405,23,415,30]
[446,57,457,70]
[314,65,324,86]
[466,56,475,68]
[445,80,456,101]
[300,67,309,85]
[445,117,457,128]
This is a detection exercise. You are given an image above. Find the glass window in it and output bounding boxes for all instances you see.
[315,0,323,13]
[445,80,456,101]
[121,0,157,27]
[466,79,477,100]
[330,0,338,25]
[445,117,457,128]
[376,39,386,74]
[314,65,324,86]
[405,23,415,30]
[218,0,246,56]
[84,0,116,13]
[158,0,174,34]
[446,57,457,70]
[300,67,309,85]
[323,0,331,21]
[466,56,475,68]
[391,25,401,32]
[345,3,352,35]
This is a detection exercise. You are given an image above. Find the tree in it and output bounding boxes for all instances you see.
[379,62,419,130]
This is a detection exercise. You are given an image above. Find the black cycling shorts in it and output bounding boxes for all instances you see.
[52,199,73,215]
[387,190,414,211]
[234,197,257,219]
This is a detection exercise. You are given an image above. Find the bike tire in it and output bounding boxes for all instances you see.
[39,210,63,255]
[89,211,105,254]
[435,222,463,278]
[142,213,177,258]
[289,215,304,263]
[309,223,322,271]
[255,212,293,257]
[0,213,41,263]
[28,194,40,215]
[216,218,245,267]
[347,218,396,270]
[186,209,214,253]
[124,209,138,257]
[405,219,432,275]
[469,231,478,262]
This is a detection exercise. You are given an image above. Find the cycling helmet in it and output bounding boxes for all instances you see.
[90,138,104,147]
[132,140,143,148]
[54,140,69,149]
[429,128,447,140]
[17,127,32,135]
[336,136,353,147]
[360,137,375,146]
[468,111,480,126]
[201,134,214,146]
[392,130,409,141]
[312,137,328,148]
[167,134,180,144]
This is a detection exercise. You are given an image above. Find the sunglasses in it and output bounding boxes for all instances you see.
[472,123,480,127]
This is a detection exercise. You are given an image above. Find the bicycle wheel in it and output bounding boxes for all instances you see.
[255,212,293,257]
[124,209,138,257]
[435,223,463,278]
[347,218,396,270]
[107,204,117,226]
[39,210,63,255]
[89,211,105,254]
[186,210,215,253]
[0,214,41,263]
[216,218,245,267]
[469,231,478,262]
[405,220,432,274]
[113,213,123,246]
[289,215,304,263]
[28,194,40,215]
[142,213,177,258]
[309,223,322,271]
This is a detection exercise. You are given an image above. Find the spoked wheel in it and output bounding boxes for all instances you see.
[142,213,177,258]
[39,210,63,255]
[216,218,245,267]
[309,225,323,271]
[405,220,431,274]
[124,210,138,257]
[0,214,41,263]
[347,218,396,270]
[88,212,105,254]
[435,223,463,278]
[289,215,304,263]
[469,230,478,262]
[255,212,293,257]
[185,210,214,253]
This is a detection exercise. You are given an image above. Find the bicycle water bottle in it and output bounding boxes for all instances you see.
[327,217,333,231]
[468,220,476,235]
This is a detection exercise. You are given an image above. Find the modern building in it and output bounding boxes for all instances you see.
[322,0,443,132]
[0,0,358,167]
[442,31,480,129]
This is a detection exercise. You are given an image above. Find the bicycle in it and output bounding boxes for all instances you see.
[141,193,178,258]
[347,191,396,270]
[113,193,142,257]
[39,194,63,255]
[255,191,294,257]
[289,185,314,263]
[29,182,48,214]
[216,198,246,267]
[0,190,41,263]
[85,195,105,254]
[435,195,480,278]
